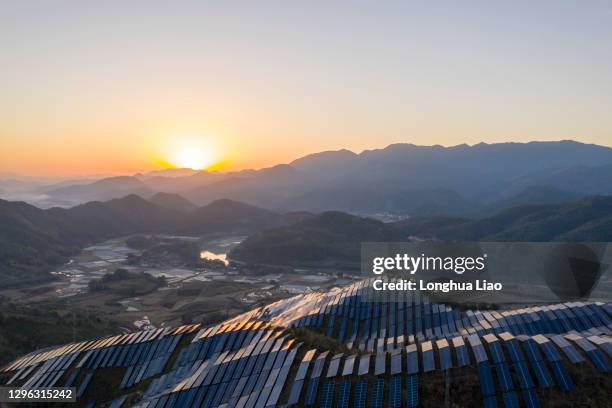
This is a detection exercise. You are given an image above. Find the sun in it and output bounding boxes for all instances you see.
[174,146,211,170]
[165,136,219,170]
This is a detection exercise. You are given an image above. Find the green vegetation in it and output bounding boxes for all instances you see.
[230,211,403,269]
[126,236,201,266]
[0,301,120,366]
[231,196,612,269]
[88,268,166,296]
[0,195,302,288]
[288,327,356,355]
[125,234,156,250]
[398,195,612,241]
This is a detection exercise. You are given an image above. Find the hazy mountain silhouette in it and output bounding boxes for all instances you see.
[47,176,153,202]
[397,196,612,241]
[28,141,612,214]
[230,196,612,268]
[148,192,197,213]
[482,185,582,214]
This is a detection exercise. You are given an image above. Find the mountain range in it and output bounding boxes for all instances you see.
[4,140,612,215]
[0,195,310,287]
[230,196,612,269]
[3,191,612,285]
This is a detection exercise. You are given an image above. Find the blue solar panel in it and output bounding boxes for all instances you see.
[304,377,319,406]
[406,375,419,408]
[390,350,402,375]
[354,379,368,408]
[389,376,402,408]
[514,361,535,390]
[549,361,573,392]
[422,349,435,372]
[319,380,335,408]
[337,379,351,408]
[586,349,610,373]
[477,361,496,396]
[201,383,217,408]
[77,372,94,398]
[455,345,470,367]
[530,360,553,388]
[406,345,419,374]
[483,395,498,408]
[502,391,519,408]
[287,379,304,405]
[438,344,452,370]
[487,340,505,364]
[374,353,387,375]
[522,389,541,408]
[468,335,489,363]
[371,378,384,408]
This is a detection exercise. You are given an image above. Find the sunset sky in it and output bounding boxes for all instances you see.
[1,1,612,177]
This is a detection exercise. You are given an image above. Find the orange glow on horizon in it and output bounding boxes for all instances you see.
[157,134,224,171]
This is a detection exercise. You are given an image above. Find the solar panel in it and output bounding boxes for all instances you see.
[477,361,496,396]
[436,339,452,370]
[587,335,612,358]
[376,338,385,353]
[326,354,342,378]
[405,344,419,374]
[311,351,329,378]
[421,341,435,373]
[77,372,94,398]
[374,353,386,375]
[396,335,405,349]
[293,349,316,382]
[342,355,356,376]
[406,375,419,408]
[532,335,561,362]
[389,375,402,408]
[353,379,368,408]
[390,349,402,375]
[337,380,351,408]
[304,377,319,406]
[468,334,488,363]
[585,348,610,373]
[522,389,540,408]
[367,339,375,353]
[319,380,335,408]
[549,360,573,392]
[358,354,371,376]
[519,339,553,388]
[287,379,304,405]
[501,391,519,408]
[371,378,384,408]
[451,336,470,367]
[483,395,498,408]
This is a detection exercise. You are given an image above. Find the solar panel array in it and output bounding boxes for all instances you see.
[1,279,611,407]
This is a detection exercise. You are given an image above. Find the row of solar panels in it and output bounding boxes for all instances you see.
[1,324,200,374]
[282,331,608,380]
[289,375,419,408]
[1,279,610,408]
[279,329,610,408]
[135,334,300,408]
[221,280,612,345]
[288,281,612,353]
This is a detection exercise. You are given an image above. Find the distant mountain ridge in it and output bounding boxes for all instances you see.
[26,140,612,215]
[230,195,612,268]
[148,192,197,213]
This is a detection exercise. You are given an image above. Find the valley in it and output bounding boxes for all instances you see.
[0,232,354,366]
